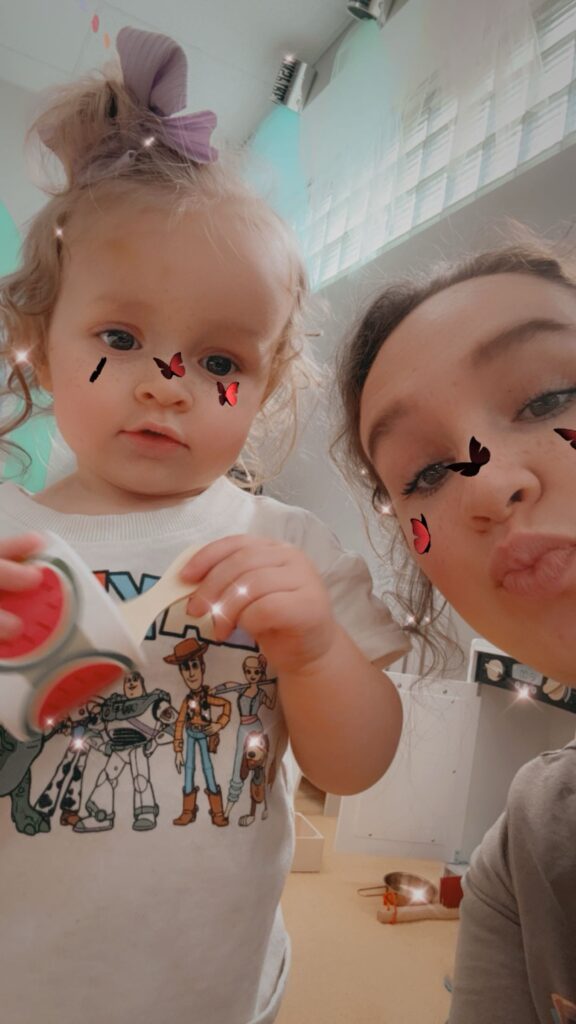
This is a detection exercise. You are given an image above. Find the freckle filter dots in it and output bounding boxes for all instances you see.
[217,381,239,407]
[411,513,431,555]
[554,427,576,449]
[447,436,490,477]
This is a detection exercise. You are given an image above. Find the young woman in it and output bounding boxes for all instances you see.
[333,226,576,1023]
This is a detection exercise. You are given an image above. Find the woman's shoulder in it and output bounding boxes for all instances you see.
[467,740,576,904]
[507,739,576,816]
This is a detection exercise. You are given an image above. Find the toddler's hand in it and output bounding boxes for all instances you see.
[180,535,338,676]
[0,533,46,640]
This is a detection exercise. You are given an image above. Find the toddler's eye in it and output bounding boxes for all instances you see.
[201,354,238,377]
[99,329,139,351]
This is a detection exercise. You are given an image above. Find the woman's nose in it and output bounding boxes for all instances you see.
[459,456,542,525]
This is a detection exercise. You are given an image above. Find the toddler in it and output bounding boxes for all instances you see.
[0,25,410,1024]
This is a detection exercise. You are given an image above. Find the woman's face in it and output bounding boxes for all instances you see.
[359,272,576,684]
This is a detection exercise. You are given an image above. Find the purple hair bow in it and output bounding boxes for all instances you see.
[116,26,218,164]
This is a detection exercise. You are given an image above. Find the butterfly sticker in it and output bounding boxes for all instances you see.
[411,513,431,555]
[554,427,576,449]
[153,352,186,380]
[447,436,491,477]
[217,381,239,407]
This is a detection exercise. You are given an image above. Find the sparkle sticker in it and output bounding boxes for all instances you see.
[90,357,106,383]
[411,513,431,555]
[217,381,239,407]
[447,436,491,477]
[153,353,185,380]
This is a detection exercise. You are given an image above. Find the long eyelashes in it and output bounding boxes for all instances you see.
[403,436,491,495]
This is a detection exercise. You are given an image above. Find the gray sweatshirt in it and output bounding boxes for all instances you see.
[448,740,576,1023]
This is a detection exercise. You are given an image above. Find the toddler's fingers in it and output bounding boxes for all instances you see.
[0,559,44,591]
[0,610,24,640]
[0,533,46,592]
[0,532,47,559]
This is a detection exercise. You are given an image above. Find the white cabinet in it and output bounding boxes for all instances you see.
[334,673,481,862]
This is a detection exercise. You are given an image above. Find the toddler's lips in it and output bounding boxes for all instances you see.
[122,430,187,451]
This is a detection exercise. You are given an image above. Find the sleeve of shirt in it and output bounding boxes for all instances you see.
[447,810,540,1024]
[448,746,576,1024]
[284,506,411,669]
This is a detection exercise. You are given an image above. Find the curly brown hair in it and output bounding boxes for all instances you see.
[0,51,326,492]
[330,220,576,676]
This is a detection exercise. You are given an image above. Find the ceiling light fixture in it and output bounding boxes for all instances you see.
[271,55,317,111]
[347,0,395,23]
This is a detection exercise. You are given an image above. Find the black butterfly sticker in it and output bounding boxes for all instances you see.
[447,437,491,477]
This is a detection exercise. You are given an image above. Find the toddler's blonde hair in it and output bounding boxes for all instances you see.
[0,50,323,492]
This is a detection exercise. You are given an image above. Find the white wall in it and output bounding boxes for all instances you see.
[0,78,46,229]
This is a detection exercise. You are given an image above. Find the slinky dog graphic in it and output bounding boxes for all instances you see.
[239,731,270,827]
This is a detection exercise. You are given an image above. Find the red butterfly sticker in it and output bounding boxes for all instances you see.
[217,381,239,407]
[554,427,576,449]
[447,436,491,477]
[411,513,431,555]
[153,352,186,380]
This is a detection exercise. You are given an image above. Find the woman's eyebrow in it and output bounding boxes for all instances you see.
[470,317,572,367]
[365,317,573,458]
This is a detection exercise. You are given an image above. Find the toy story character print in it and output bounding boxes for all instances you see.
[211,653,277,823]
[165,637,232,828]
[34,699,103,828]
[72,670,177,833]
[238,731,271,827]
[0,725,53,835]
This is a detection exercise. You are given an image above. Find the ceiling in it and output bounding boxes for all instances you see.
[0,0,353,147]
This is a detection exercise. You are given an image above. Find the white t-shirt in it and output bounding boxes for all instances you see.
[0,476,410,1024]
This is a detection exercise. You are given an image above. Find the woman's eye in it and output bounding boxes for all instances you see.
[99,329,139,351]
[519,387,576,419]
[402,462,449,497]
[201,354,238,377]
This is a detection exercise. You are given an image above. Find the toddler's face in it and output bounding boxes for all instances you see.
[359,273,576,684]
[37,197,293,511]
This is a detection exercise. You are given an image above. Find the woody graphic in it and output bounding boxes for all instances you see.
[164,637,231,828]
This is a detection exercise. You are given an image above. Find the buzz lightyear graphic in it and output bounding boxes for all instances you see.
[73,670,177,833]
